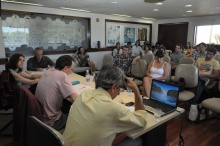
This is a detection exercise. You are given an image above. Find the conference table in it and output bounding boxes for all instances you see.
[69,73,185,146]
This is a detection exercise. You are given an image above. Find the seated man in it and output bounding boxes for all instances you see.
[194,47,220,103]
[64,65,147,146]
[170,44,185,75]
[113,45,140,76]
[35,55,78,130]
[27,47,55,71]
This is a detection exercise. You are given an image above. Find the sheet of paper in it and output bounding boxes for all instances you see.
[73,84,93,94]
[125,106,135,112]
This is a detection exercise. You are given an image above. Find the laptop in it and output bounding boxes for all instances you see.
[143,79,180,116]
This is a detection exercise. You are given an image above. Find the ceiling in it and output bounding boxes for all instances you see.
[2,0,220,20]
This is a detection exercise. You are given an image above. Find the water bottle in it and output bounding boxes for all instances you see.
[85,70,90,86]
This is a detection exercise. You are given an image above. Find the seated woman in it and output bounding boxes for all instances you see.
[185,42,193,57]
[143,44,153,55]
[112,42,122,57]
[142,50,169,97]
[5,53,41,85]
[72,47,96,72]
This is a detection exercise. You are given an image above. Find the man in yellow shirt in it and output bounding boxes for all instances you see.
[195,47,220,103]
[64,65,147,146]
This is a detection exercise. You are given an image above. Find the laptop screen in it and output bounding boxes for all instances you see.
[150,80,180,107]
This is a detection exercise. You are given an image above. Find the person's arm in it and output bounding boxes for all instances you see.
[11,71,40,85]
[46,57,55,67]
[27,58,37,71]
[153,63,169,80]
[66,93,78,102]
[112,133,127,145]
[146,60,153,77]
[125,77,145,111]
[131,56,141,65]
[20,71,41,79]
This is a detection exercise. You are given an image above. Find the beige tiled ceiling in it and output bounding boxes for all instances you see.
[2,0,220,19]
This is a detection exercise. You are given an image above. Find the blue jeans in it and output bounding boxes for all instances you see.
[194,76,209,103]
[114,137,142,146]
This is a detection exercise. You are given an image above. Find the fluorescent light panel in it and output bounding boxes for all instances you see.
[186,10,192,12]
[153,9,159,11]
[185,4,192,7]
[142,17,156,20]
[60,7,91,12]
[1,0,43,6]
[156,3,163,5]
[112,14,131,17]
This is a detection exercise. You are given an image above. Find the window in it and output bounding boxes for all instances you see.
[195,25,220,45]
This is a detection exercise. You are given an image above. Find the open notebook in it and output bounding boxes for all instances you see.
[143,79,180,116]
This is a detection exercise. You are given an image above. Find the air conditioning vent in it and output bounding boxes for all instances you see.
[144,0,165,3]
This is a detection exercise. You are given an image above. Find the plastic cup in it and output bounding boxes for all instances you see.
[154,108,162,122]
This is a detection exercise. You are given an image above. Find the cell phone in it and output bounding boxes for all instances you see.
[125,102,134,107]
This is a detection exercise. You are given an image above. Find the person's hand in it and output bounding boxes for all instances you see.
[124,77,138,92]
[47,65,52,69]
[37,68,43,71]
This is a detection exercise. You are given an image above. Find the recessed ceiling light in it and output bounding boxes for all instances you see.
[1,0,43,6]
[185,4,192,7]
[142,17,156,20]
[111,0,119,3]
[153,9,159,11]
[186,10,192,13]
[60,7,91,12]
[156,3,163,5]
[112,14,131,17]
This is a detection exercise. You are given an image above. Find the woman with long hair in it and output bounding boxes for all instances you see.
[5,53,41,85]
[73,47,96,72]
[142,50,169,97]
[112,42,122,57]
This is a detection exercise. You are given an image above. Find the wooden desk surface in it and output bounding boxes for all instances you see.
[69,73,185,139]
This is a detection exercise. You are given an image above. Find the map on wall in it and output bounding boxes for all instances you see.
[1,11,89,53]
[107,25,120,45]
[124,27,135,43]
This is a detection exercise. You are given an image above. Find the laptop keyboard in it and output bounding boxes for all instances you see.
[143,99,173,113]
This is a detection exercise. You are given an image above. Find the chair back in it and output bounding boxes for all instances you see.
[174,64,198,88]
[142,54,154,66]
[179,57,195,64]
[214,54,220,60]
[27,116,67,146]
[165,63,171,82]
[131,59,147,78]
[102,54,113,66]
[163,56,171,63]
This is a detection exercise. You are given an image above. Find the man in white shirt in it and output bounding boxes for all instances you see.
[64,65,147,146]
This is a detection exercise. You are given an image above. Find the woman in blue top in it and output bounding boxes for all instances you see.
[5,53,41,85]
[142,50,169,97]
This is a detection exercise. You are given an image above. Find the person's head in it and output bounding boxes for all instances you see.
[122,45,129,56]
[155,50,164,63]
[199,42,207,52]
[55,55,75,75]
[175,44,182,52]
[116,42,120,49]
[205,47,217,60]
[95,65,125,99]
[34,47,43,62]
[135,40,140,46]
[144,44,151,51]
[78,47,85,54]
[187,42,192,49]
[6,53,25,72]
[127,42,131,47]
[155,42,160,49]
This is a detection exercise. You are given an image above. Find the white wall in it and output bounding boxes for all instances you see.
[152,15,220,46]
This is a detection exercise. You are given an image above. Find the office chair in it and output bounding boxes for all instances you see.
[174,64,198,109]
[0,71,16,135]
[163,56,171,63]
[131,59,147,86]
[179,57,195,64]
[93,54,113,74]
[142,54,154,68]
[27,116,67,146]
[201,76,220,119]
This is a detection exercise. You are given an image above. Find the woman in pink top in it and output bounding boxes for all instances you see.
[142,50,169,97]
